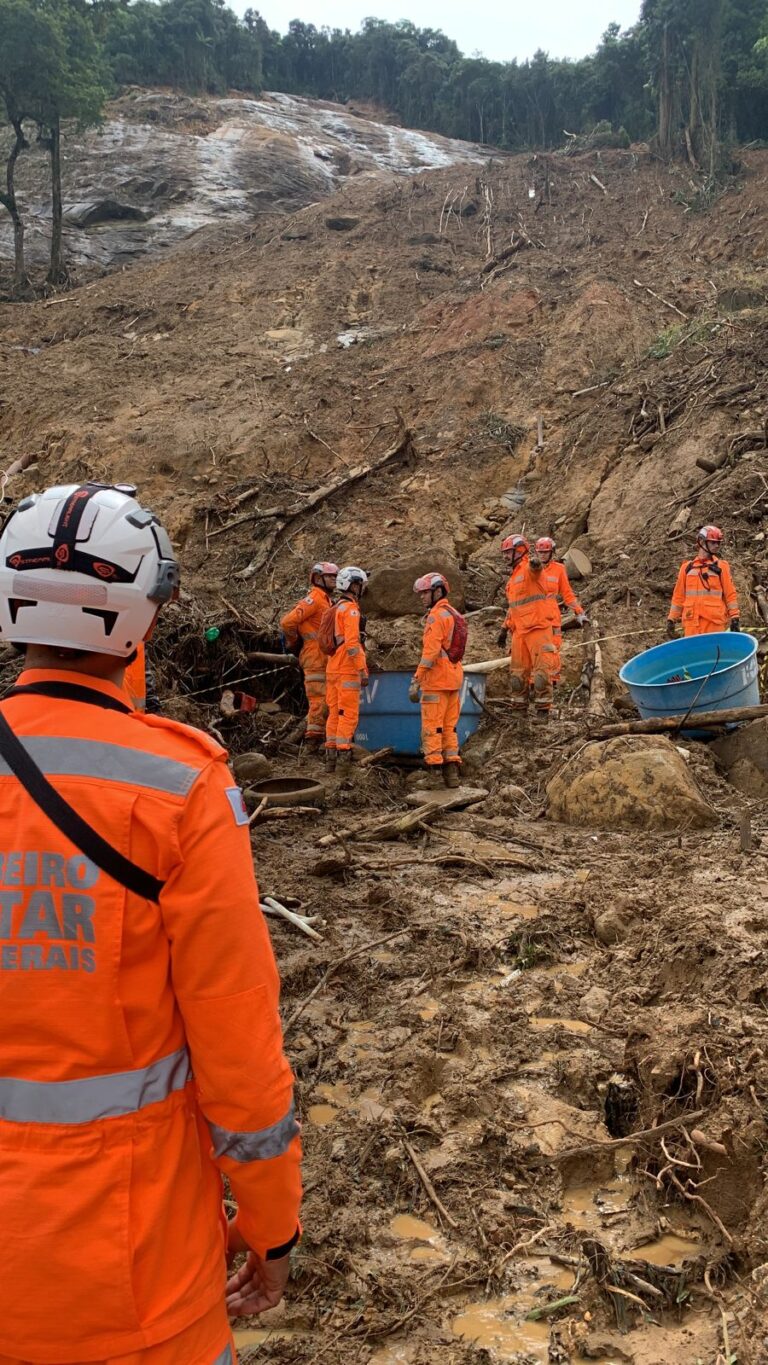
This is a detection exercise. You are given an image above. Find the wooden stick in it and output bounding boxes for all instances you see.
[463,656,509,675]
[633,278,687,319]
[551,1108,708,1160]
[401,1136,459,1229]
[261,895,323,941]
[283,928,409,1035]
[237,420,412,580]
[357,746,395,768]
[248,795,269,826]
[497,1223,557,1269]
[590,704,768,740]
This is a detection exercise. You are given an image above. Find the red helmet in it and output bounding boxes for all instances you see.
[535,536,556,560]
[697,525,723,546]
[414,571,449,598]
[501,534,528,554]
[311,561,339,583]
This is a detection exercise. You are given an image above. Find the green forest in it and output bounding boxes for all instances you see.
[1,0,767,287]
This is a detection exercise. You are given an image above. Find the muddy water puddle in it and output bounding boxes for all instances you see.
[307,1103,338,1126]
[529,1015,592,1034]
[630,1232,702,1264]
[389,1213,440,1242]
[307,1080,389,1125]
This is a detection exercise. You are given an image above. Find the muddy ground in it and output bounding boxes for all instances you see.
[2,117,768,1363]
[227,711,768,1365]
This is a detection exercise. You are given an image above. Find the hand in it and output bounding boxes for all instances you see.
[666,620,678,640]
[226,1249,292,1318]
[496,628,508,649]
[576,612,589,628]
[730,619,741,632]
[408,680,420,704]
[360,674,369,690]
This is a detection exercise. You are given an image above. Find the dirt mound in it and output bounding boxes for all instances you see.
[546,736,716,830]
[712,717,768,797]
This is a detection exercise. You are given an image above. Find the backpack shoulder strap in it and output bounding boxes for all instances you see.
[0,703,164,903]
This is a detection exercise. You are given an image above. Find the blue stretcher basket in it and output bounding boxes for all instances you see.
[355,670,486,756]
[619,632,759,726]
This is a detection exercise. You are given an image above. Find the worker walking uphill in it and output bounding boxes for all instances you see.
[280,561,339,752]
[500,534,588,720]
[668,525,740,638]
[324,565,368,773]
[410,572,466,788]
[0,483,301,1365]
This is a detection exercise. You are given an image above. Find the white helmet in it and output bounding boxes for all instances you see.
[0,483,179,657]
[336,565,367,593]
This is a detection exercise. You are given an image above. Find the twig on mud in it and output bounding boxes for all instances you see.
[400,1134,459,1230]
[248,796,269,826]
[549,1107,709,1160]
[497,1223,558,1269]
[283,929,408,1035]
[665,1167,734,1245]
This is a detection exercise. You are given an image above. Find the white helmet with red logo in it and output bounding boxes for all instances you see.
[0,483,179,656]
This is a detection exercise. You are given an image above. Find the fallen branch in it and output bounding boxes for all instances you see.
[586,617,614,722]
[497,1223,558,1270]
[526,1294,580,1321]
[261,895,323,941]
[634,278,687,319]
[253,805,321,822]
[401,1135,459,1230]
[551,1108,708,1161]
[357,746,395,768]
[317,793,478,847]
[590,704,768,740]
[236,419,412,580]
[283,928,409,1035]
[463,655,509,675]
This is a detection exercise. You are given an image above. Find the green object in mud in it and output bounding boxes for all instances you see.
[204,627,220,643]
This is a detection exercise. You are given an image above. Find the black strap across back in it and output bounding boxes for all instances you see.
[0,681,164,902]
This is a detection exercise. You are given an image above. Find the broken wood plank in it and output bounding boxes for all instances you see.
[590,704,768,739]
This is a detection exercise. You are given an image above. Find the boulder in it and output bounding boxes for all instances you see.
[232,751,272,783]
[712,718,768,798]
[365,554,464,617]
[65,200,150,228]
[546,736,716,831]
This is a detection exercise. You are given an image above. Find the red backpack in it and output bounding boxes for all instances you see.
[318,604,339,657]
[443,604,468,664]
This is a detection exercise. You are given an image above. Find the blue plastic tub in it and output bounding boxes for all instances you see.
[355,670,486,756]
[619,632,759,723]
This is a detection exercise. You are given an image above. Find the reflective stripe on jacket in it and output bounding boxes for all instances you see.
[415,601,463,691]
[326,598,367,677]
[668,556,739,628]
[0,668,301,1361]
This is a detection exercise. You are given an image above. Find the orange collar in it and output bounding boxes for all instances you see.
[17,667,131,709]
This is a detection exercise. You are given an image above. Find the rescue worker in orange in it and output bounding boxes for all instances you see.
[499,533,588,720]
[0,483,302,1365]
[280,561,338,753]
[325,565,368,774]
[409,572,463,789]
[667,525,740,638]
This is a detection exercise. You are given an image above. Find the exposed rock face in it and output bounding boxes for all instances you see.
[546,735,716,830]
[365,555,464,618]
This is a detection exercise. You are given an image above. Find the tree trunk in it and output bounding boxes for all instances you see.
[0,118,29,292]
[46,117,69,288]
[657,24,674,159]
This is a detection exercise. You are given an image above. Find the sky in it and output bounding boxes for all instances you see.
[243,0,643,63]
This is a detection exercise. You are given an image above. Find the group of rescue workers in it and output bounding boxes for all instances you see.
[0,475,743,1365]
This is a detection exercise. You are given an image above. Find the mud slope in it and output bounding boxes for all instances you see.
[2,147,768,1365]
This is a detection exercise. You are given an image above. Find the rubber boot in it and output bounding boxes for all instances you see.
[304,736,321,756]
[336,750,352,775]
[325,749,337,773]
[443,763,460,789]
[425,767,444,790]
[533,708,551,725]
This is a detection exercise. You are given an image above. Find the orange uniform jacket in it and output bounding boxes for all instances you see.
[668,556,739,631]
[415,602,463,692]
[0,668,301,1363]
[326,598,367,678]
[505,562,581,632]
[280,585,332,674]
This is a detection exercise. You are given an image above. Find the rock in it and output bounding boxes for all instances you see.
[65,200,150,227]
[594,908,631,945]
[232,751,272,783]
[546,736,716,831]
[365,554,464,617]
[325,215,360,231]
[712,718,768,798]
[580,986,610,1020]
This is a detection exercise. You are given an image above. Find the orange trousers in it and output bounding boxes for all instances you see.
[304,670,328,739]
[421,688,461,766]
[681,617,727,638]
[0,1300,234,1365]
[509,626,558,711]
[325,674,361,751]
